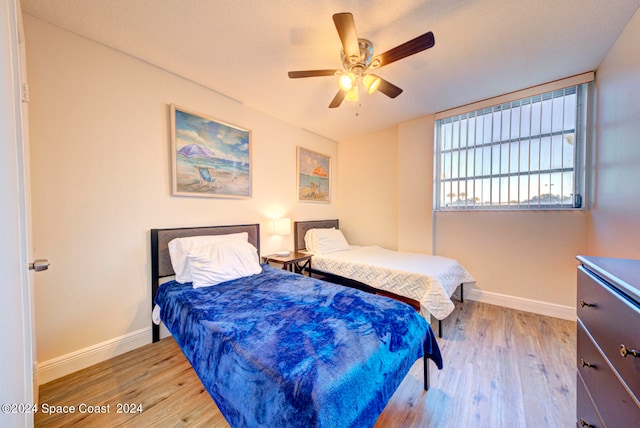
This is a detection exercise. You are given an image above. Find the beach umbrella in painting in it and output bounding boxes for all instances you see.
[177,144,214,158]
[312,166,327,177]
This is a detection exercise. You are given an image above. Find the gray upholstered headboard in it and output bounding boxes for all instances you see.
[294,219,339,252]
[151,224,260,279]
[150,223,260,342]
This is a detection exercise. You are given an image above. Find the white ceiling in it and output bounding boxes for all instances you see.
[21,0,640,142]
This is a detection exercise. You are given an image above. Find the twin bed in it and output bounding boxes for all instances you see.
[151,223,444,427]
[294,220,475,337]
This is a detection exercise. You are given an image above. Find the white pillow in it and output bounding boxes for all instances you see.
[305,228,350,255]
[304,228,322,254]
[168,232,248,283]
[187,240,262,288]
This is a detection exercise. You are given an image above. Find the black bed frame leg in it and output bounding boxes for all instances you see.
[152,324,160,343]
[423,344,430,391]
[435,283,464,340]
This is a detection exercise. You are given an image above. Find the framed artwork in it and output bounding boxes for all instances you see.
[171,105,251,198]
[297,146,331,203]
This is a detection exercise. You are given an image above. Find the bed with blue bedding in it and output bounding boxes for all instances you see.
[151,224,442,428]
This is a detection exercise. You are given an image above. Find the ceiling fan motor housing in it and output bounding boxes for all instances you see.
[341,38,376,75]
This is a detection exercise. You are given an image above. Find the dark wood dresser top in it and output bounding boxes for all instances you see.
[577,255,640,303]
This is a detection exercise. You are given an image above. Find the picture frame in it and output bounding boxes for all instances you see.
[170,105,251,198]
[297,146,331,203]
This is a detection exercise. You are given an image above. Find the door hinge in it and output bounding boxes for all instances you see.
[22,83,29,103]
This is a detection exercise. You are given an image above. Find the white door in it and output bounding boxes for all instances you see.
[0,0,35,427]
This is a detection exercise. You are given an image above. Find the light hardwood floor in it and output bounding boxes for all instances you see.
[35,301,576,427]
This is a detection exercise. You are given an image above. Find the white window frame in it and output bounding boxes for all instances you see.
[434,73,593,211]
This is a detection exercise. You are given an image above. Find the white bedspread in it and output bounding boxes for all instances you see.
[311,246,475,320]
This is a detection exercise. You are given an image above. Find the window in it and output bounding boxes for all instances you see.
[435,81,590,210]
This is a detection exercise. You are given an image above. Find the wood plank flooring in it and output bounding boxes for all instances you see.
[35,301,576,427]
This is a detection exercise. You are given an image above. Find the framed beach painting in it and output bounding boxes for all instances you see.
[171,105,251,198]
[297,146,331,203]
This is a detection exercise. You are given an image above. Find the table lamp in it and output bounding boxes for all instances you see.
[273,218,292,256]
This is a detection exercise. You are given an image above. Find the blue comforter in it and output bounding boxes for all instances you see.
[155,264,442,428]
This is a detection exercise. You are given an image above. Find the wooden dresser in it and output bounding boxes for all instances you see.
[576,256,640,427]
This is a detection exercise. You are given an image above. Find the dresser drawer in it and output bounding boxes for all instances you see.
[577,320,640,427]
[577,371,604,428]
[577,266,640,400]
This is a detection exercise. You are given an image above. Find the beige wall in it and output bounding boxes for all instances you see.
[337,127,398,249]
[589,7,640,258]
[435,210,587,309]
[336,116,435,253]
[397,117,434,254]
[24,15,338,365]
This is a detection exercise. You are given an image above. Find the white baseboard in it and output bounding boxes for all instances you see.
[38,327,151,385]
[465,288,576,321]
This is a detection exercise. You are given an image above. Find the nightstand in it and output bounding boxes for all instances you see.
[262,252,312,276]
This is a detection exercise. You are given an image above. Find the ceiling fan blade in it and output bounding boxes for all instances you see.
[371,31,435,68]
[329,90,346,108]
[377,78,403,98]
[288,70,338,78]
[333,13,360,61]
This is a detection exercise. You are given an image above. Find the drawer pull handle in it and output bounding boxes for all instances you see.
[579,358,594,368]
[579,418,594,428]
[620,344,640,359]
[579,299,595,308]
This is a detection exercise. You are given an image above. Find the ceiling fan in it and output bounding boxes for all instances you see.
[288,12,435,108]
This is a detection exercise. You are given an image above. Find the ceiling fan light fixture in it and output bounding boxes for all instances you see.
[287,12,435,109]
[345,85,359,102]
[363,74,381,94]
[338,72,355,91]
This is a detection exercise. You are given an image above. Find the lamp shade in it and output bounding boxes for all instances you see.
[338,73,355,91]
[273,218,292,236]
[345,85,359,102]
[363,74,381,94]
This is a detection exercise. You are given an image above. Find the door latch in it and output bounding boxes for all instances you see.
[29,259,49,272]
